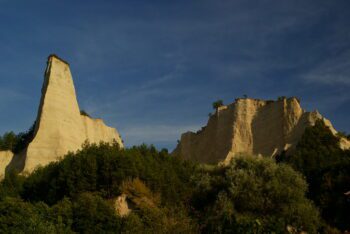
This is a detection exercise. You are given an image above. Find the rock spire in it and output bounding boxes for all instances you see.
[2,55,123,176]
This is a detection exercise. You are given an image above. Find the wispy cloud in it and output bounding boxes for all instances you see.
[0,88,28,103]
[120,124,201,149]
[1,0,350,144]
[119,73,179,97]
[302,50,350,85]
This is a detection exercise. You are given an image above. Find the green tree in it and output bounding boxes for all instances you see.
[279,120,350,231]
[0,132,17,151]
[0,121,36,153]
[212,100,224,110]
[0,198,57,233]
[20,143,195,206]
[191,156,320,233]
[13,121,36,154]
[72,193,121,233]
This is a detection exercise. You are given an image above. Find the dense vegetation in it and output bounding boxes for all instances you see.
[0,143,198,233]
[278,120,350,232]
[0,142,323,233]
[0,119,348,233]
[191,157,320,233]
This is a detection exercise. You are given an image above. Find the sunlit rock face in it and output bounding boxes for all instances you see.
[4,55,123,175]
[114,194,132,217]
[173,97,350,164]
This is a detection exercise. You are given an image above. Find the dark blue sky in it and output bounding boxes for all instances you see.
[0,0,349,150]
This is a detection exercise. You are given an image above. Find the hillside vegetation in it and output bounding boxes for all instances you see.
[0,121,348,233]
[278,120,350,231]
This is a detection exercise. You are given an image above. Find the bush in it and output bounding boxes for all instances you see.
[191,156,321,233]
[72,193,122,233]
[0,198,65,233]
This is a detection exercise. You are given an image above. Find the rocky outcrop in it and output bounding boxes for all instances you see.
[114,194,132,217]
[173,97,350,164]
[0,151,14,179]
[2,55,123,176]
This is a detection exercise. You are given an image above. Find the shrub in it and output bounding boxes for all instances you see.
[191,156,321,233]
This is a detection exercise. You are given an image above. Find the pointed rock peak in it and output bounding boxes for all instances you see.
[5,55,124,175]
[48,54,70,65]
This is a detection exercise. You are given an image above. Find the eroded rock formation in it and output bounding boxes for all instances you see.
[0,151,13,179]
[2,55,123,176]
[173,97,350,164]
[114,194,132,217]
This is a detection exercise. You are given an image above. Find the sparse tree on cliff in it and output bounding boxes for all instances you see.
[212,100,224,110]
[0,132,18,151]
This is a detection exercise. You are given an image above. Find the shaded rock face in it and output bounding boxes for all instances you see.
[0,151,14,179]
[4,55,123,175]
[173,97,350,164]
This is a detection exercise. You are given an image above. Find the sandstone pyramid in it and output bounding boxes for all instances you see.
[1,55,123,177]
[173,97,350,164]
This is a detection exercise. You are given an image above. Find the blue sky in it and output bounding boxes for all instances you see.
[0,0,349,150]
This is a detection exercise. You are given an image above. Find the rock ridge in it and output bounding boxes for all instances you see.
[173,97,350,164]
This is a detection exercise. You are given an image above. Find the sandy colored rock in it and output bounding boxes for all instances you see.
[0,151,14,179]
[339,137,350,150]
[173,97,350,164]
[5,55,123,175]
[114,194,132,217]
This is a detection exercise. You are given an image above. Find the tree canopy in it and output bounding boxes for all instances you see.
[212,99,224,110]
[278,120,350,231]
[0,120,348,232]
[191,156,320,233]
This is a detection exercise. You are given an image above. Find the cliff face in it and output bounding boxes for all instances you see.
[4,55,123,175]
[173,97,350,164]
[0,151,13,179]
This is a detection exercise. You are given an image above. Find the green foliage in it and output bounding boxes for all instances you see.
[13,121,36,154]
[0,169,25,199]
[0,194,120,233]
[20,143,195,206]
[1,138,344,233]
[0,121,36,153]
[0,132,17,152]
[120,178,198,233]
[278,120,343,177]
[191,156,320,233]
[212,99,223,110]
[279,120,350,231]
[72,193,121,233]
[0,197,69,233]
[0,144,197,233]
